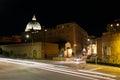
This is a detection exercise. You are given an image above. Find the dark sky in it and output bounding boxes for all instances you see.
[0,0,120,37]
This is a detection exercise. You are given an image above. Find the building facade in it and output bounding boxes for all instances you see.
[97,19,120,64]
[0,14,89,60]
[22,15,88,57]
[23,23,88,57]
[0,42,59,59]
[87,36,97,56]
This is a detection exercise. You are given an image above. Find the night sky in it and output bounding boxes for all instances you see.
[0,0,119,37]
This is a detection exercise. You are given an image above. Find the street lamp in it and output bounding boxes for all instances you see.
[25,34,34,59]
[25,34,33,44]
[24,34,30,42]
[26,34,30,38]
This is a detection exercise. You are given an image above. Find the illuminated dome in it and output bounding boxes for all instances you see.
[25,14,41,32]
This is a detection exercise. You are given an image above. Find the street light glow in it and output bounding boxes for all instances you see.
[26,34,30,38]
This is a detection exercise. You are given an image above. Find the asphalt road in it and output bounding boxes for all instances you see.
[0,58,117,80]
[0,62,94,80]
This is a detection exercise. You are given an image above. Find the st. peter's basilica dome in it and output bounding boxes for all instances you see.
[25,14,41,32]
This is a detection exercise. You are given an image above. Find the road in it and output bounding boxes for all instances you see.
[0,58,116,80]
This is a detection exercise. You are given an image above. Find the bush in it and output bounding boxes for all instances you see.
[2,51,10,57]
[86,60,120,67]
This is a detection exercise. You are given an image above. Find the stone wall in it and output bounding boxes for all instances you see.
[0,42,59,59]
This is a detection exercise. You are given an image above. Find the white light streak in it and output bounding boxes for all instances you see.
[78,70,116,78]
[0,58,116,80]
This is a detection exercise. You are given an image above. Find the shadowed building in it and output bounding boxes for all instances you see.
[0,35,22,44]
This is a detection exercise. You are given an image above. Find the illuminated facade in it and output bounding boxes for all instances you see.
[87,36,97,56]
[22,19,88,56]
[97,19,120,64]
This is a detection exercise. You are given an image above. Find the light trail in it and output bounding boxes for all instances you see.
[78,70,116,78]
[0,58,116,80]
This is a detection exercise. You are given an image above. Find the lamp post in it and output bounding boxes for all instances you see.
[24,34,30,42]
[26,34,30,40]
[25,34,34,59]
